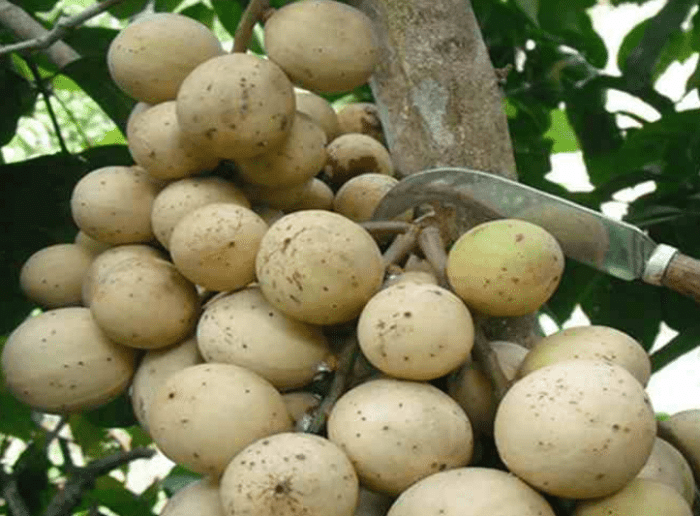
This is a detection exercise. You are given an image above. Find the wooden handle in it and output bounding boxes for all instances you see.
[661,252,700,302]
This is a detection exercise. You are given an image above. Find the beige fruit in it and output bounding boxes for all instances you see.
[2,307,135,413]
[236,112,327,188]
[447,219,564,316]
[244,180,315,211]
[90,257,200,349]
[196,287,332,390]
[150,176,250,249]
[160,477,224,516]
[327,378,473,496]
[125,101,151,137]
[288,177,334,212]
[148,363,292,475]
[659,409,700,483]
[637,437,695,505]
[74,231,113,256]
[517,325,651,386]
[336,102,384,143]
[176,53,295,160]
[354,487,395,516]
[574,478,692,516]
[20,243,94,308]
[264,0,379,93]
[169,203,268,292]
[220,433,359,516]
[494,360,657,498]
[325,133,393,186]
[282,391,321,425]
[295,90,341,141]
[71,165,162,244]
[448,340,528,436]
[357,282,474,381]
[127,101,219,180]
[256,210,384,325]
[107,13,224,103]
[387,467,555,516]
[333,173,411,223]
[130,336,202,432]
[81,244,164,306]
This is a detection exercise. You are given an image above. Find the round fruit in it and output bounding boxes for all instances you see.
[81,244,164,306]
[387,467,556,516]
[244,180,315,211]
[517,325,651,386]
[220,433,359,516]
[494,360,657,498]
[236,112,327,188]
[264,0,379,93]
[71,165,162,244]
[196,287,332,390]
[1,307,135,413]
[637,437,695,505]
[107,13,224,103]
[295,90,341,141]
[90,256,200,349]
[282,391,321,425]
[169,203,268,292]
[160,477,224,516]
[20,243,94,308]
[658,409,700,482]
[325,133,393,186]
[573,478,692,516]
[256,210,384,325]
[148,363,292,475]
[327,378,473,496]
[446,219,564,316]
[127,101,219,180]
[336,102,384,142]
[130,336,202,432]
[357,282,474,380]
[150,176,250,249]
[333,173,411,222]
[176,53,295,160]
[74,231,113,256]
[288,177,334,212]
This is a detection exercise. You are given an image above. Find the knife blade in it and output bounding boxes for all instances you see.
[372,167,700,302]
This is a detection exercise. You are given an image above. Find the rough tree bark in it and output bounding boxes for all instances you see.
[349,0,540,347]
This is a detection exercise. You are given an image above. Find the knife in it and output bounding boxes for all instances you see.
[372,167,700,302]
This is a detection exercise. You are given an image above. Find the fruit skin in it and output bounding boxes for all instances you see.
[219,432,359,516]
[107,13,224,104]
[494,360,656,499]
[446,219,564,316]
[176,53,295,160]
[160,477,224,516]
[255,210,383,325]
[386,467,556,516]
[1,307,135,414]
[637,437,696,505]
[264,0,379,93]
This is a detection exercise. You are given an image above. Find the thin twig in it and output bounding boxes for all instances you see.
[232,0,270,53]
[360,220,413,237]
[0,0,127,58]
[43,416,68,451]
[417,225,448,287]
[26,58,70,154]
[297,335,359,434]
[472,316,511,401]
[0,469,31,516]
[382,225,420,268]
[43,447,155,516]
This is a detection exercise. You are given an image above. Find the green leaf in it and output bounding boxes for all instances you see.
[212,0,244,38]
[63,27,120,58]
[69,414,110,458]
[156,0,188,12]
[61,56,135,134]
[124,424,154,448]
[180,2,217,27]
[108,0,149,19]
[0,363,35,439]
[15,439,52,513]
[87,476,156,516]
[685,57,700,93]
[544,108,579,153]
[21,0,58,12]
[0,63,37,147]
[97,128,127,146]
[162,464,201,496]
[83,392,138,429]
[513,0,539,26]
[650,324,700,373]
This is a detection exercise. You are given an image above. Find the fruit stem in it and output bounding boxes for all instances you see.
[232,0,270,53]
[382,225,420,268]
[360,220,413,236]
[417,225,448,287]
[472,316,511,400]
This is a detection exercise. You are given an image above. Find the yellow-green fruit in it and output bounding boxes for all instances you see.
[446,219,564,316]
[574,478,692,516]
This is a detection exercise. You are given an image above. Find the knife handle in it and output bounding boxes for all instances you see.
[659,251,700,303]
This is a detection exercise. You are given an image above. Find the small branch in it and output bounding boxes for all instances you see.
[360,220,413,237]
[0,469,31,516]
[232,0,270,53]
[26,58,70,154]
[43,447,155,516]
[297,335,359,434]
[382,225,420,268]
[0,0,126,59]
[417,225,448,287]
[44,416,68,451]
[472,316,511,400]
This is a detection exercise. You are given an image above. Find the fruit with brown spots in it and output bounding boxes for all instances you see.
[325,133,393,186]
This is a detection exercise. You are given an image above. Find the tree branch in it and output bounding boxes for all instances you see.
[0,0,126,60]
[0,469,31,516]
[232,0,270,53]
[43,447,156,516]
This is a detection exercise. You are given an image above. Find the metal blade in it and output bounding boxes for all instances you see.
[372,167,658,281]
